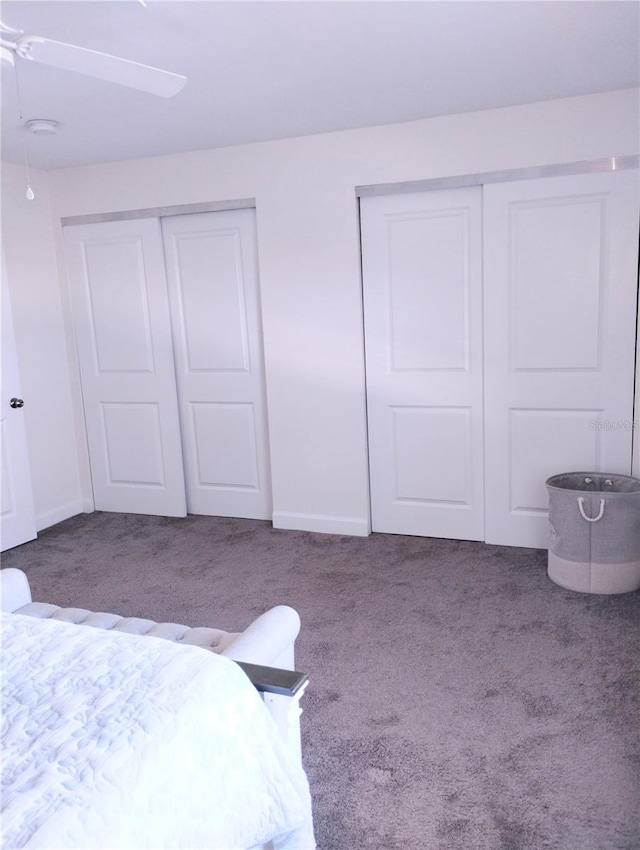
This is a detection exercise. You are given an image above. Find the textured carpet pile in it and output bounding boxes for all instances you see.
[2,512,639,849]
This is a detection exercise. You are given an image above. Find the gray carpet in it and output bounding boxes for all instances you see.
[2,512,639,850]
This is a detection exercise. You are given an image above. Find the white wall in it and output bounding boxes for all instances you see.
[1,164,87,529]
[6,88,640,534]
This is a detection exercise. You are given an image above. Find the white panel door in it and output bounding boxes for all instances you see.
[162,209,272,519]
[484,170,639,547]
[64,219,187,517]
[361,187,485,540]
[1,258,37,550]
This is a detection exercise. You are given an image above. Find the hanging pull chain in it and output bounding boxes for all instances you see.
[13,61,35,201]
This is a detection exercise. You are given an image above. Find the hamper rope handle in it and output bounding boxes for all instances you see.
[577,496,605,523]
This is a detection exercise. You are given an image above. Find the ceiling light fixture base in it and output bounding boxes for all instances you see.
[25,118,58,135]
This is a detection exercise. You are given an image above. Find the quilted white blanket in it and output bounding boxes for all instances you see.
[1,611,315,850]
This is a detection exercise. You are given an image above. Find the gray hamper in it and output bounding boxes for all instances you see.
[545,472,640,594]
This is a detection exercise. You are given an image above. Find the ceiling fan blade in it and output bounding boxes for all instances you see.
[18,37,186,98]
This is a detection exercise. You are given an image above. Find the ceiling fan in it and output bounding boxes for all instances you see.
[0,20,187,97]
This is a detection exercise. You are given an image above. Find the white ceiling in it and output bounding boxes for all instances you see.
[1,0,638,171]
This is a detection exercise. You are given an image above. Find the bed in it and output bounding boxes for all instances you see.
[1,572,316,850]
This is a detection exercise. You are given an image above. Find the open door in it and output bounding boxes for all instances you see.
[1,252,37,551]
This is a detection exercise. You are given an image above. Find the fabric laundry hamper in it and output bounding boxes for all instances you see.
[545,472,640,594]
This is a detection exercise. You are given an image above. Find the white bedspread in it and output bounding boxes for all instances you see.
[1,611,315,850]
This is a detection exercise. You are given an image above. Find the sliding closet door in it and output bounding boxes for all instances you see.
[161,210,272,519]
[64,219,187,516]
[483,170,639,547]
[361,188,485,540]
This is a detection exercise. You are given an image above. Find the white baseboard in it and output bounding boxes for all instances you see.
[35,505,371,536]
[36,500,94,532]
[272,511,371,537]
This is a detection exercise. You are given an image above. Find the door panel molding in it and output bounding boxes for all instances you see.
[161,208,272,519]
[64,219,187,517]
[362,186,485,541]
[483,170,638,547]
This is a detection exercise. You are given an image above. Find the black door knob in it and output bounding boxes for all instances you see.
[9,398,24,409]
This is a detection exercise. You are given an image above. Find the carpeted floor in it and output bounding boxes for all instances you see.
[2,512,639,850]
